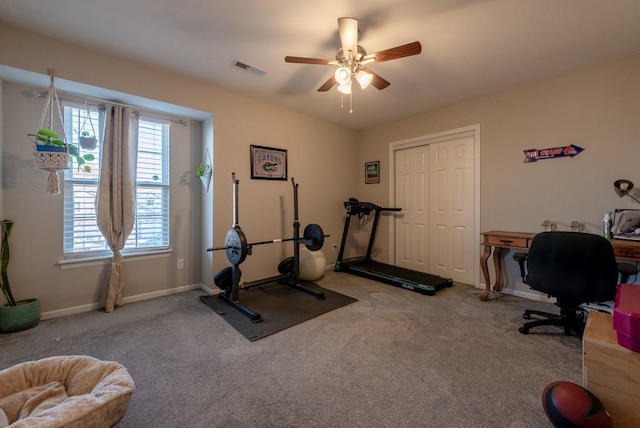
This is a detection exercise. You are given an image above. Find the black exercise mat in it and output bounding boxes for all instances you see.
[200,282,357,341]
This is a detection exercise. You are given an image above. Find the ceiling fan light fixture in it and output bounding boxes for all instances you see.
[356,70,373,89]
[337,80,352,95]
[335,66,351,85]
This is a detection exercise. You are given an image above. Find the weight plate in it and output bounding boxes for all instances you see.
[277,257,295,275]
[225,227,248,265]
[213,266,241,290]
[303,224,324,251]
[214,266,232,287]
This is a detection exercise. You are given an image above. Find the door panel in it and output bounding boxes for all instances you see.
[394,134,475,284]
[429,137,474,283]
[395,146,429,271]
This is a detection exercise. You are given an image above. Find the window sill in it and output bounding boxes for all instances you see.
[58,248,173,270]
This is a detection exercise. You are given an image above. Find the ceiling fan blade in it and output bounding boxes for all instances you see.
[362,68,390,90]
[317,76,337,92]
[284,56,332,65]
[337,17,358,59]
[363,41,422,64]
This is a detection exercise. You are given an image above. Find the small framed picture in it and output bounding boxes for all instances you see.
[250,145,287,180]
[365,161,380,184]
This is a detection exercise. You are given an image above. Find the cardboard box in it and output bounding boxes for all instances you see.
[583,311,640,427]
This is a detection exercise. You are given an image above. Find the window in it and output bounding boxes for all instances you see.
[63,103,170,255]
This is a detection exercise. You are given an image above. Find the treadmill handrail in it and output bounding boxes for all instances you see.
[344,200,401,216]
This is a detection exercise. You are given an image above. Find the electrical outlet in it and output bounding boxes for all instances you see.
[177,259,184,270]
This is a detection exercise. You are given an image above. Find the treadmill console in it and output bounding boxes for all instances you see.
[344,198,376,217]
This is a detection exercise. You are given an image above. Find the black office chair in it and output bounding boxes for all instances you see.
[513,232,619,336]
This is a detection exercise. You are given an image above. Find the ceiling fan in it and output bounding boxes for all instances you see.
[284,17,422,96]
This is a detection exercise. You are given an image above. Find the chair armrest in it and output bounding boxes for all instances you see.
[513,252,528,280]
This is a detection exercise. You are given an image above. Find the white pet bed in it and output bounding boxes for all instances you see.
[0,355,135,428]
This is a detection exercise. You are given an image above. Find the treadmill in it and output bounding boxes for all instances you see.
[334,198,453,295]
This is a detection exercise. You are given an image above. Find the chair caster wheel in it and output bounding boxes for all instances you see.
[519,327,529,334]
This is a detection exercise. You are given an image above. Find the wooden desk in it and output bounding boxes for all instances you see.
[610,237,640,260]
[480,230,535,301]
[479,230,640,301]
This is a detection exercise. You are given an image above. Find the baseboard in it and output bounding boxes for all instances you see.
[199,283,222,295]
[500,287,554,303]
[475,283,554,303]
[41,283,205,320]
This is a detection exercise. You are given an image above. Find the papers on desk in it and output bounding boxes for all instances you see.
[612,209,640,240]
[582,301,614,314]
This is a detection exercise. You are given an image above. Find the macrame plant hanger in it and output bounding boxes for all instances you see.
[32,68,70,195]
[78,102,97,150]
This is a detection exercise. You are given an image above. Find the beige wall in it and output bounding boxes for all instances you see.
[358,54,640,293]
[1,25,358,315]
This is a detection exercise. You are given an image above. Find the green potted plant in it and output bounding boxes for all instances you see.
[28,128,95,172]
[196,162,211,178]
[196,162,212,192]
[0,220,40,333]
[78,130,97,150]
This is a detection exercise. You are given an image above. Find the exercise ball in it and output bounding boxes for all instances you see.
[299,247,326,281]
[542,381,612,428]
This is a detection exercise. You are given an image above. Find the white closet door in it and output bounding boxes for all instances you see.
[429,137,475,283]
[395,145,429,272]
[394,134,475,284]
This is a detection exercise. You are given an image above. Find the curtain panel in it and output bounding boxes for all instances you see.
[95,106,138,313]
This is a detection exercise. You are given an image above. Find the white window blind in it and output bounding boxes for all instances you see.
[63,104,170,255]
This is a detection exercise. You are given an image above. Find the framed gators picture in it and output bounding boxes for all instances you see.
[250,145,287,180]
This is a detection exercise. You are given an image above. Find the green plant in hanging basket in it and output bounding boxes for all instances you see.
[28,128,66,147]
[77,130,98,150]
[28,128,95,172]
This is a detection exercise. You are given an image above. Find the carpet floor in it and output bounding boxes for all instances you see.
[0,272,582,427]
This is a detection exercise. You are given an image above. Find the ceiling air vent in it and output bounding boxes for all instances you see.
[230,59,266,77]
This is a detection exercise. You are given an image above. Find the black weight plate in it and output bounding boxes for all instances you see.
[214,266,232,287]
[303,224,324,251]
[225,227,248,265]
[213,266,242,291]
[277,257,295,275]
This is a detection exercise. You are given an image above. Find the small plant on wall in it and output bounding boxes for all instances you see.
[197,149,212,192]
[196,162,211,178]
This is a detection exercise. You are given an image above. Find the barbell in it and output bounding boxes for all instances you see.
[208,223,328,265]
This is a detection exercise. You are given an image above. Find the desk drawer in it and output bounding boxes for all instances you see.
[613,244,640,259]
[485,235,529,248]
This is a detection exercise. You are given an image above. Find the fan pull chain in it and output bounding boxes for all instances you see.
[339,92,354,113]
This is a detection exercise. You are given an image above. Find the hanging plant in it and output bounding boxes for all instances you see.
[27,69,95,195]
[28,128,95,172]
[76,103,98,150]
[78,131,97,150]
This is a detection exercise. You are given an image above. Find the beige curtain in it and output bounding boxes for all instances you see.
[96,106,138,313]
